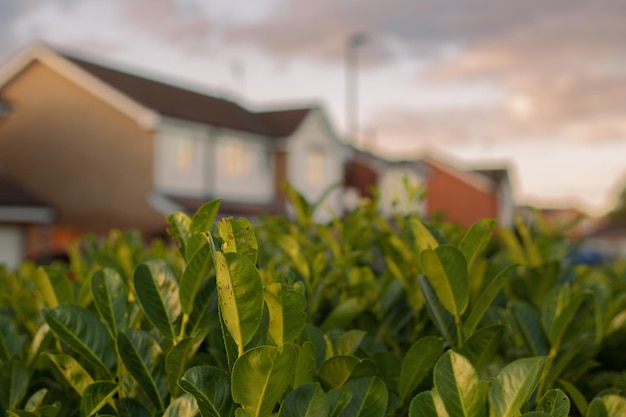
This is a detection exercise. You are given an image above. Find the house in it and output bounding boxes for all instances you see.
[0,43,349,261]
[343,148,428,216]
[422,156,514,229]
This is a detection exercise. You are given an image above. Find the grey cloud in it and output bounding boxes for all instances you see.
[118,0,213,51]
[424,0,626,133]
[222,0,579,64]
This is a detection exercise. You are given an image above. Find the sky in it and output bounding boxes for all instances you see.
[1,0,626,216]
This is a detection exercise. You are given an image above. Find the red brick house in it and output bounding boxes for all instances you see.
[423,157,514,229]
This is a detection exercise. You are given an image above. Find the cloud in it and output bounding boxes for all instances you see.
[223,0,577,64]
[424,0,626,136]
[117,0,213,51]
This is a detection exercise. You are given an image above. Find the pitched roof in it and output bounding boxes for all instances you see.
[256,108,311,137]
[474,168,509,185]
[65,55,310,137]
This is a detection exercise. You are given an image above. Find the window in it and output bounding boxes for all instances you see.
[305,148,327,186]
[221,138,252,177]
[173,135,194,175]
[219,137,270,178]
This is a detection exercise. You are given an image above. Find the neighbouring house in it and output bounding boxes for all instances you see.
[0,43,350,262]
[343,148,428,216]
[422,156,514,229]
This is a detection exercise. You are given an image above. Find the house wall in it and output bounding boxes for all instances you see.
[0,225,24,270]
[286,111,346,221]
[425,162,497,229]
[0,61,165,233]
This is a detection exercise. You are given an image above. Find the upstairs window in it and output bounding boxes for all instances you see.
[173,134,194,175]
[218,137,270,178]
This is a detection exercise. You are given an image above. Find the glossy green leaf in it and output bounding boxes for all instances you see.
[464,264,517,336]
[215,251,264,355]
[0,360,28,411]
[166,338,196,397]
[190,200,221,235]
[409,391,437,417]
[422,245,469,317]
[332,330,366,357]
[321,297,368,331]
[229,218,258,265]
[458,219,495,270]
[318,356,360,390]
[398,336,444,401]
[218,218,237,254]
[418,275,457,348]
[91,268,127,338]
[24,388,47,412]
[264,283,307,346]
[488,356,547,417]
[219,217,258,264]
[179,366,233,417]
[186,278,218,340]
[546,292,588,350]
[134,260,181,340]
[338,377,388,417]
[278,383,329,417]
[0,316,24,364]
[276,234,310,283]
[284,182,314,225]
[186,233,210,263]
[293,342,317,387]
[44,353,94,396]
[37,266,74,309]
[328,388,353,417]
[521,413,551,417]
[535,389,570,417]
[80,382,118,417]
[557,379,588,417]
[411,218,439,254]
[603,395,626,417]
[433,350,485,417]
[117,329,166,412]
[586,398,608,417]
[180,238,214,315]
[373,351,401,394]
[459,325,505,375]
[43,305,116,376]
[509,302,550,356]
[299,325,326,367]
[29,403,62,417]
[167,211,192,257]
[163,394,199,417]
[231,344,296,417]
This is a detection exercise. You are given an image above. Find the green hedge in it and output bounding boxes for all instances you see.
[1,189,625,417]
